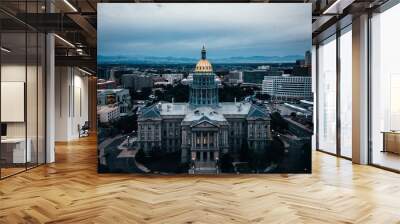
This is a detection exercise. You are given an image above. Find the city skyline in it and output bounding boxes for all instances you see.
[98,3,311,59]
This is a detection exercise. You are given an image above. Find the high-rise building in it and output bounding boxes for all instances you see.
[305,50,312,67]
[262,75,312,101]
[121,73,153,91]
[242,70,268,84]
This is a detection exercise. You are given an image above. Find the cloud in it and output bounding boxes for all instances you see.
[98,3,311,58]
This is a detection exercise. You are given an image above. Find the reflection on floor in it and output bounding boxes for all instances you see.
[0,167,25,178]
[0,163,43,179]
[0,135,400,223]
[373,150,400,171]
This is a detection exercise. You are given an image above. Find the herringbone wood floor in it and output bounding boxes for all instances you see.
[1,135,400,224]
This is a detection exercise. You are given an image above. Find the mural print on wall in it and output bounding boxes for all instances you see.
[97,3,313,174]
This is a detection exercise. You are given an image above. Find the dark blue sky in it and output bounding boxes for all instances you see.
[98,3,311,58]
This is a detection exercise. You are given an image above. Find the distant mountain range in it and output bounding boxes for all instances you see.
[98,55,304,64]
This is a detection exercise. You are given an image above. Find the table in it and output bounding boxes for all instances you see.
[382,131,400,154]
[1,138,32,164]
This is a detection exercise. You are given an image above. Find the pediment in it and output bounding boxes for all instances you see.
[140,118,161,122]
[191,120,219,128]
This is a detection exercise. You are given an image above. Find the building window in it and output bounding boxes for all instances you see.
[339,26,353,158]
[370,5,400,171]
[317,34,337,154]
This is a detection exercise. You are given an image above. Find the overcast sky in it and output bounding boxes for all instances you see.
[98,3,311,58]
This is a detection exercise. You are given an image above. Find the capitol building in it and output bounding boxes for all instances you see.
[137,46,272,174]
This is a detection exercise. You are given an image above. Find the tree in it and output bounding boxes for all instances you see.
[268,137,285,165]
[256,92,270,101]
[167,84,189,102]
[220,153,234,173]
[270,112,288,132]
[135,148,147,164]
[249,150,268,172]
[239,141,251,162]
[113,114,137,134]
[218,84,259,102]
[150,146,162,159]
[141,87,152,99]
[301,141,312,172]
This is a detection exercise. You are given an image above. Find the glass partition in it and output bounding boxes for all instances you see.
[0,2,46,179]
[1,31,28,177]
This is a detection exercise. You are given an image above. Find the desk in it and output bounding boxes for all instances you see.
[382,131,400,154]
[1,138,31,164]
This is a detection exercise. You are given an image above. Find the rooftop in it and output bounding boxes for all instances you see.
[97,88,128,94]
[97,105,118,114]
[183,106,227,122]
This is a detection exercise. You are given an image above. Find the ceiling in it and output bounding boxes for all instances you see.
[0,0,386,73]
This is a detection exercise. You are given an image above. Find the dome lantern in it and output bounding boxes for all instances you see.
[195,46,213,73]
[201,45,206,60]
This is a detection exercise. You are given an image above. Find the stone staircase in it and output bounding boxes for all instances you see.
[189,161,219,174]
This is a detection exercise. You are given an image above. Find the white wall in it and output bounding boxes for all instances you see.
[55,67,89,141]
[1,64,26,138]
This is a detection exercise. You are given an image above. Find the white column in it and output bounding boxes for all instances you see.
[207,132,210,148]
[352,14,369,164]
[192,132,195,148]
[46,32,55,163]
[216,132,219,147]
[200,132,203,149]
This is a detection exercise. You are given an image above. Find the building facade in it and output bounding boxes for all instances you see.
[223,71,243,86]
[262,75,312,101]
[242,70,268,84]
[97,105,120,123]
[121,73,153,91]
[97,88,131,115]
[137,47,272,174]
[162,73,184,84]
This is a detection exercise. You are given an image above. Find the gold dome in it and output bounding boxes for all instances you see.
[194,45,213,73]
[195,59,213,72]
